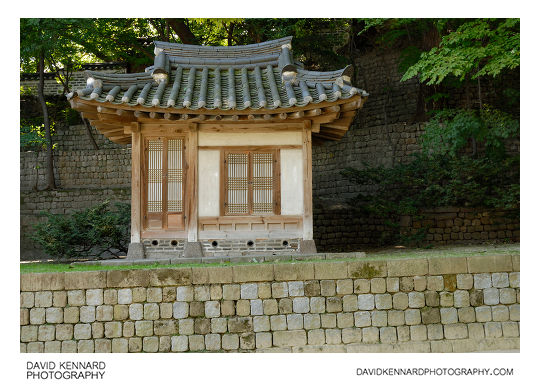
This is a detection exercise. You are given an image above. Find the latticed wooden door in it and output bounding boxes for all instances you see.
[143,136,185,230]
[224,150,280,215]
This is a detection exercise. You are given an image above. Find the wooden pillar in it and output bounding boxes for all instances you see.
[187,123,199,242]
[302,121,313,240]
[130,123,142,243]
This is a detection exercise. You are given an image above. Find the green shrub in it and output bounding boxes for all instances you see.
[32,201,130,259]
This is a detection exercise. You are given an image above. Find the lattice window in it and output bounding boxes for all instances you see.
[224,150,278,215]
[167,139,184,212]
[147,139,163,213]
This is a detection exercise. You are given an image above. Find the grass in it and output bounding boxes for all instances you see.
[20,243,519,274]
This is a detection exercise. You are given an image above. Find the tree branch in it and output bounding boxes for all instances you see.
[164,18,198,44]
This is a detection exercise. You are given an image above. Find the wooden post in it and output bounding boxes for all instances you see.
[302,121,313,240]
[130,122,142,243]
[187,123,199,242]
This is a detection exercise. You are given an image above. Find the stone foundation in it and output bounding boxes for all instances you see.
[20,254,519,353]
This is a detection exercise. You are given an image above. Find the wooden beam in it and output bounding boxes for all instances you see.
[312,132,342,141]
[288,111,304,120]
[340,99,362,112]
[131,129,142,243]
[305,108,322,117]
[302,126,313,240]
[310,112,340,124]
[80,112,99,121]
[322,117,353,131]
[187,123,199,242]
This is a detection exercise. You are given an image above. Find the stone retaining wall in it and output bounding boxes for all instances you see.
[20,254,519,353]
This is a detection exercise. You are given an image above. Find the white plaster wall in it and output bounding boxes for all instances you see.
[199,131,302,146]
[280,149,303,215]
[198,150,220,216]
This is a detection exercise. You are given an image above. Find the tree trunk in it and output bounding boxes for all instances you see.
[37,48,56,190]
[165,19,197,44]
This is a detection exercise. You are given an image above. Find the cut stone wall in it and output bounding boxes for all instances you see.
[20,254,519,353]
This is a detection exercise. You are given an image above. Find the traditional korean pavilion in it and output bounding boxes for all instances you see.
[67,36,368,259]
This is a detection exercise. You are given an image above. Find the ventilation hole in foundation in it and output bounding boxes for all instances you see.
[247,240,254,247]
[211,240,218,248]
[171,240,178,246]
[151,240,159,246]
[282,240,289,247]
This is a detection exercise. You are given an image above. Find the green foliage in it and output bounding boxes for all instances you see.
[342,153,519,245]
[402,19,519,85]
[422,107,519,157]
[32,201,131,260]
[20,119,55,152]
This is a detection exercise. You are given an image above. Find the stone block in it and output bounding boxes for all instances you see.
[387,258,427,277]
[307,329,326,345]
[255,332,272,348]
[457,307,476,323]
[371,311,387,327]
[385,277,399,293]
[249,299,263,315]
[209,284,222,300]
[74,323,92,340]
[103,289,117,305]
[428,257,467,275]
[410,325,427,341]
[61,341,77,353]
[222,334,240,350]
[484,321,502,338]
[509,272,520,288]
[107,270,150,288]
[375,293,392,310]
[194,285,210,301]
[467,255,513,273]
[483,288,499,305]
[421,307,440,324]
[469,289,483,306]
[35,291,53,308]
[404,309,421,325]
[96,305,113,322]
[30,308,45,325]
[492,305,509,321]
[491,272,509,288]
[112,338,128,353]
[424,291,439,307]
[65,271,106,290]
[187,335,204,351]
[21,273,64,292]
[21,325,38,342]
[326,297,342,313]
[233,264,273,283]
[178,319,194,335]
[452,290,470,308]
[273,330,307,347]
[86,289,103,306]
[223,284,241,300]
[257,283,271,299]
[408,292,425,308]
[427,276,444,292]
[475,306,492,322]
[325,329,342,345]
[342,327,362,344]
[348,260,387,279]
[292,297,309,313]
[20,309,29,325]
[370,278,386,293]
[387,310,405,326]
[194,319,211,335]
[92,322,104,339]
[354,279,370,294]
[342,294,358,312]
[154,320,177,336]
[440,307,458,324]
[235,299,249,316]
[228,317,253,333]
[467,323,484,339]
[439,292,454,307]
[278,298,292,314]
[499,288,516,304]
[413,276,427,292]
[27,342,44,353]
[127,303,142,320]
[205,301,221,318]
[171,336,188,352]
[20,292,34,308]
[132,287,147,303]
[286,314,303,330]
[115,289,131,305]
[191,267,208,285]
[206,267,233,284]
[314,261,348,280]
[400,277,414,292]
[509,304,520,321]
[274,263,314,281]
[321,313,337,328]
[78,340,95,353]
[392,292,408,310]
[176,286,194,301]
[128,337,142,353]
[104,321,122,338]
[123,321,135,338]
[79,306,96,323]
[55,324,73,341]
[142,337,159,352]
[253,315,270,332]
[135,321,153,337]
[144,303,160,320]
[502,321,519,337]
[53,291,67,307]
[443,323,468,339]
[288,281,304,297]
[159,303,172,319]
[44,341,61,353]
[204,334,221,351]
[427,324,444,340]
[336,279,353,295]
[362,327,379,343]
[336,313,354,328]
[304,281,320,297]
[443,274,457,291]
[189,302,205,317]
[304,314,322,329]
[270,315,287,331]
[358,294,375,310]
[147,287,163,303]
[240,283,258,299]
[456,274,473,290]
[320,280,336,296]
[474,273,492,289]
[271,282,288,298]
[37,325,55,341]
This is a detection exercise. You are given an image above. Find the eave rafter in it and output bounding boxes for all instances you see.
[71,95,365,144]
